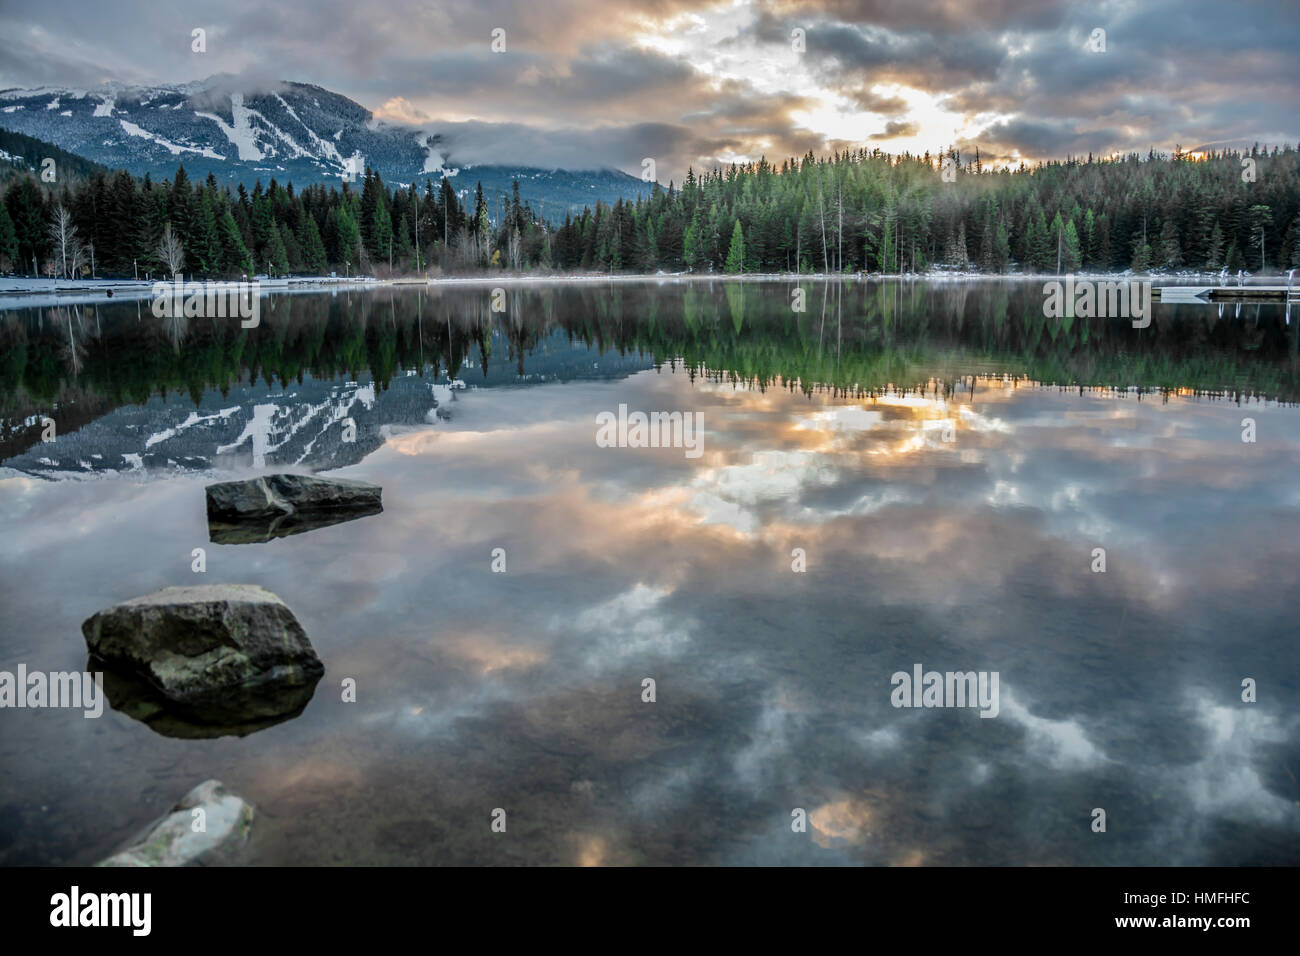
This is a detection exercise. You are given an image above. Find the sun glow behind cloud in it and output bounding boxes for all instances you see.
[630,1,1016,168]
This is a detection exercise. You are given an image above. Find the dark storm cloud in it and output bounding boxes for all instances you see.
[845,88,909,115]
[870,120,918,140]
[761,0,1070,35]
[794,20,1010,91]
[968,118,1121,160]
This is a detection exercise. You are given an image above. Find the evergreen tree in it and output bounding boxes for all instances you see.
[298,213,328,274]
[725,220,746,273]
[1130,235,1152,272]
[993,220,1011,273]
[336,202,361,270]
[265,221,289,276]
[1157,218,1182,269]
[0,202,18,271]
[1205,221,1225,269]
[1061,219,1082,272]
[218,209,253,276]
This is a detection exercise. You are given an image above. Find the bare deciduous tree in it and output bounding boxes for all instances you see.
[158,222,185,276]
[507,228,522,272]
[48,204,83,280]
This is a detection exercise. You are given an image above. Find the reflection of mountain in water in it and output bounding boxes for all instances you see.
[0,331,651,478]
[2,282,1297,478]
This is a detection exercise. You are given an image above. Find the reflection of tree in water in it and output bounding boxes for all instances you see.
[2,284,1298,424]
[51,306,93,379]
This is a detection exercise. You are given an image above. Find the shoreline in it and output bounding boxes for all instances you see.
[0,269,1282,311]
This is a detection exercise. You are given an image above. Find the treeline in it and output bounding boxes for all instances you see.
[0,164,512,280]
[3,144,1300,279]
[572,145,1300,275]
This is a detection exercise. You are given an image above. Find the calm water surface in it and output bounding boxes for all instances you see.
[1,279,1298,865]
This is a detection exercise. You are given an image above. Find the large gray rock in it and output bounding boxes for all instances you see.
[81,585,324,719]
[98,780,254,866]
[205,473,382,521]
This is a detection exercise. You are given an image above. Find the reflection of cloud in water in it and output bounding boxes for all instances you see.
[732,688,807,788]
[1000,691,1108,771]
[1182,699,1296,825]
[561,584,694,669]
[445,632,546,675]
[5,348,1300,865]
[810,796,876,849]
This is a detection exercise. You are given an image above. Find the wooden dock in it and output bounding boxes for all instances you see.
[1153,285,1297,301]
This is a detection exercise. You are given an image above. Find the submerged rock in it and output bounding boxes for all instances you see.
[205,473,382,521]
[81,585,324,728]
[98,780,254,866]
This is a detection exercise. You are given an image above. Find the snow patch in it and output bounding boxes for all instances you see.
[194,92,265,161]
[118,119,225,159]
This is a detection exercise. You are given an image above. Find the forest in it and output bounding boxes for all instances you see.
[3,144,1300,279]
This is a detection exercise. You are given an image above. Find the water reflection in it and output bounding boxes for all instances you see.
[0,281,1297,866]
[207,503,384,545]
[91,654,322,739]
[4,280,1299,477]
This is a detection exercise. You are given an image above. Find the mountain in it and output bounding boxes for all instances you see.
[0,77,653,221]
[0,128,108,186]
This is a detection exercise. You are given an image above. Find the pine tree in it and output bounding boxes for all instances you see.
[218,209,253,276]
[1157,218,1182,269]
[683,213,702,271]
[1081,208,1097,267]
[1130,234,1152,273]
[725,220,746,273]
[1205,221,1224,269]
[335,203,361,270]
[1247,204,1272,270]
[5,178,46,271]
[299,213,328,274]
[993,220,1010,273]
[372,198,394,268]
[193,191,222,275]
[265,221,289,276]
[1061,219,1082,272]
[0,202,18,271]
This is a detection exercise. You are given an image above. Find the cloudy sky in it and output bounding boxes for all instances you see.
[1,0,1297,180]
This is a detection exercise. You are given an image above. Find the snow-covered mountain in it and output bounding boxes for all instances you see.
[0,77,652,219]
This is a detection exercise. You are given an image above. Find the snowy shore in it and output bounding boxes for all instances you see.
[0,268,1274,311]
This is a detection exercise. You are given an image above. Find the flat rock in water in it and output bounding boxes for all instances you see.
[97,780,253,866]
[205,473,382,521]
[81,585,324,715]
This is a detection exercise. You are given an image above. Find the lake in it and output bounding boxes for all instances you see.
[1,278,1298,865]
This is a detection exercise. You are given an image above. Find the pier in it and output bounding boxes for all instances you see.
[1153,285,1297,301]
